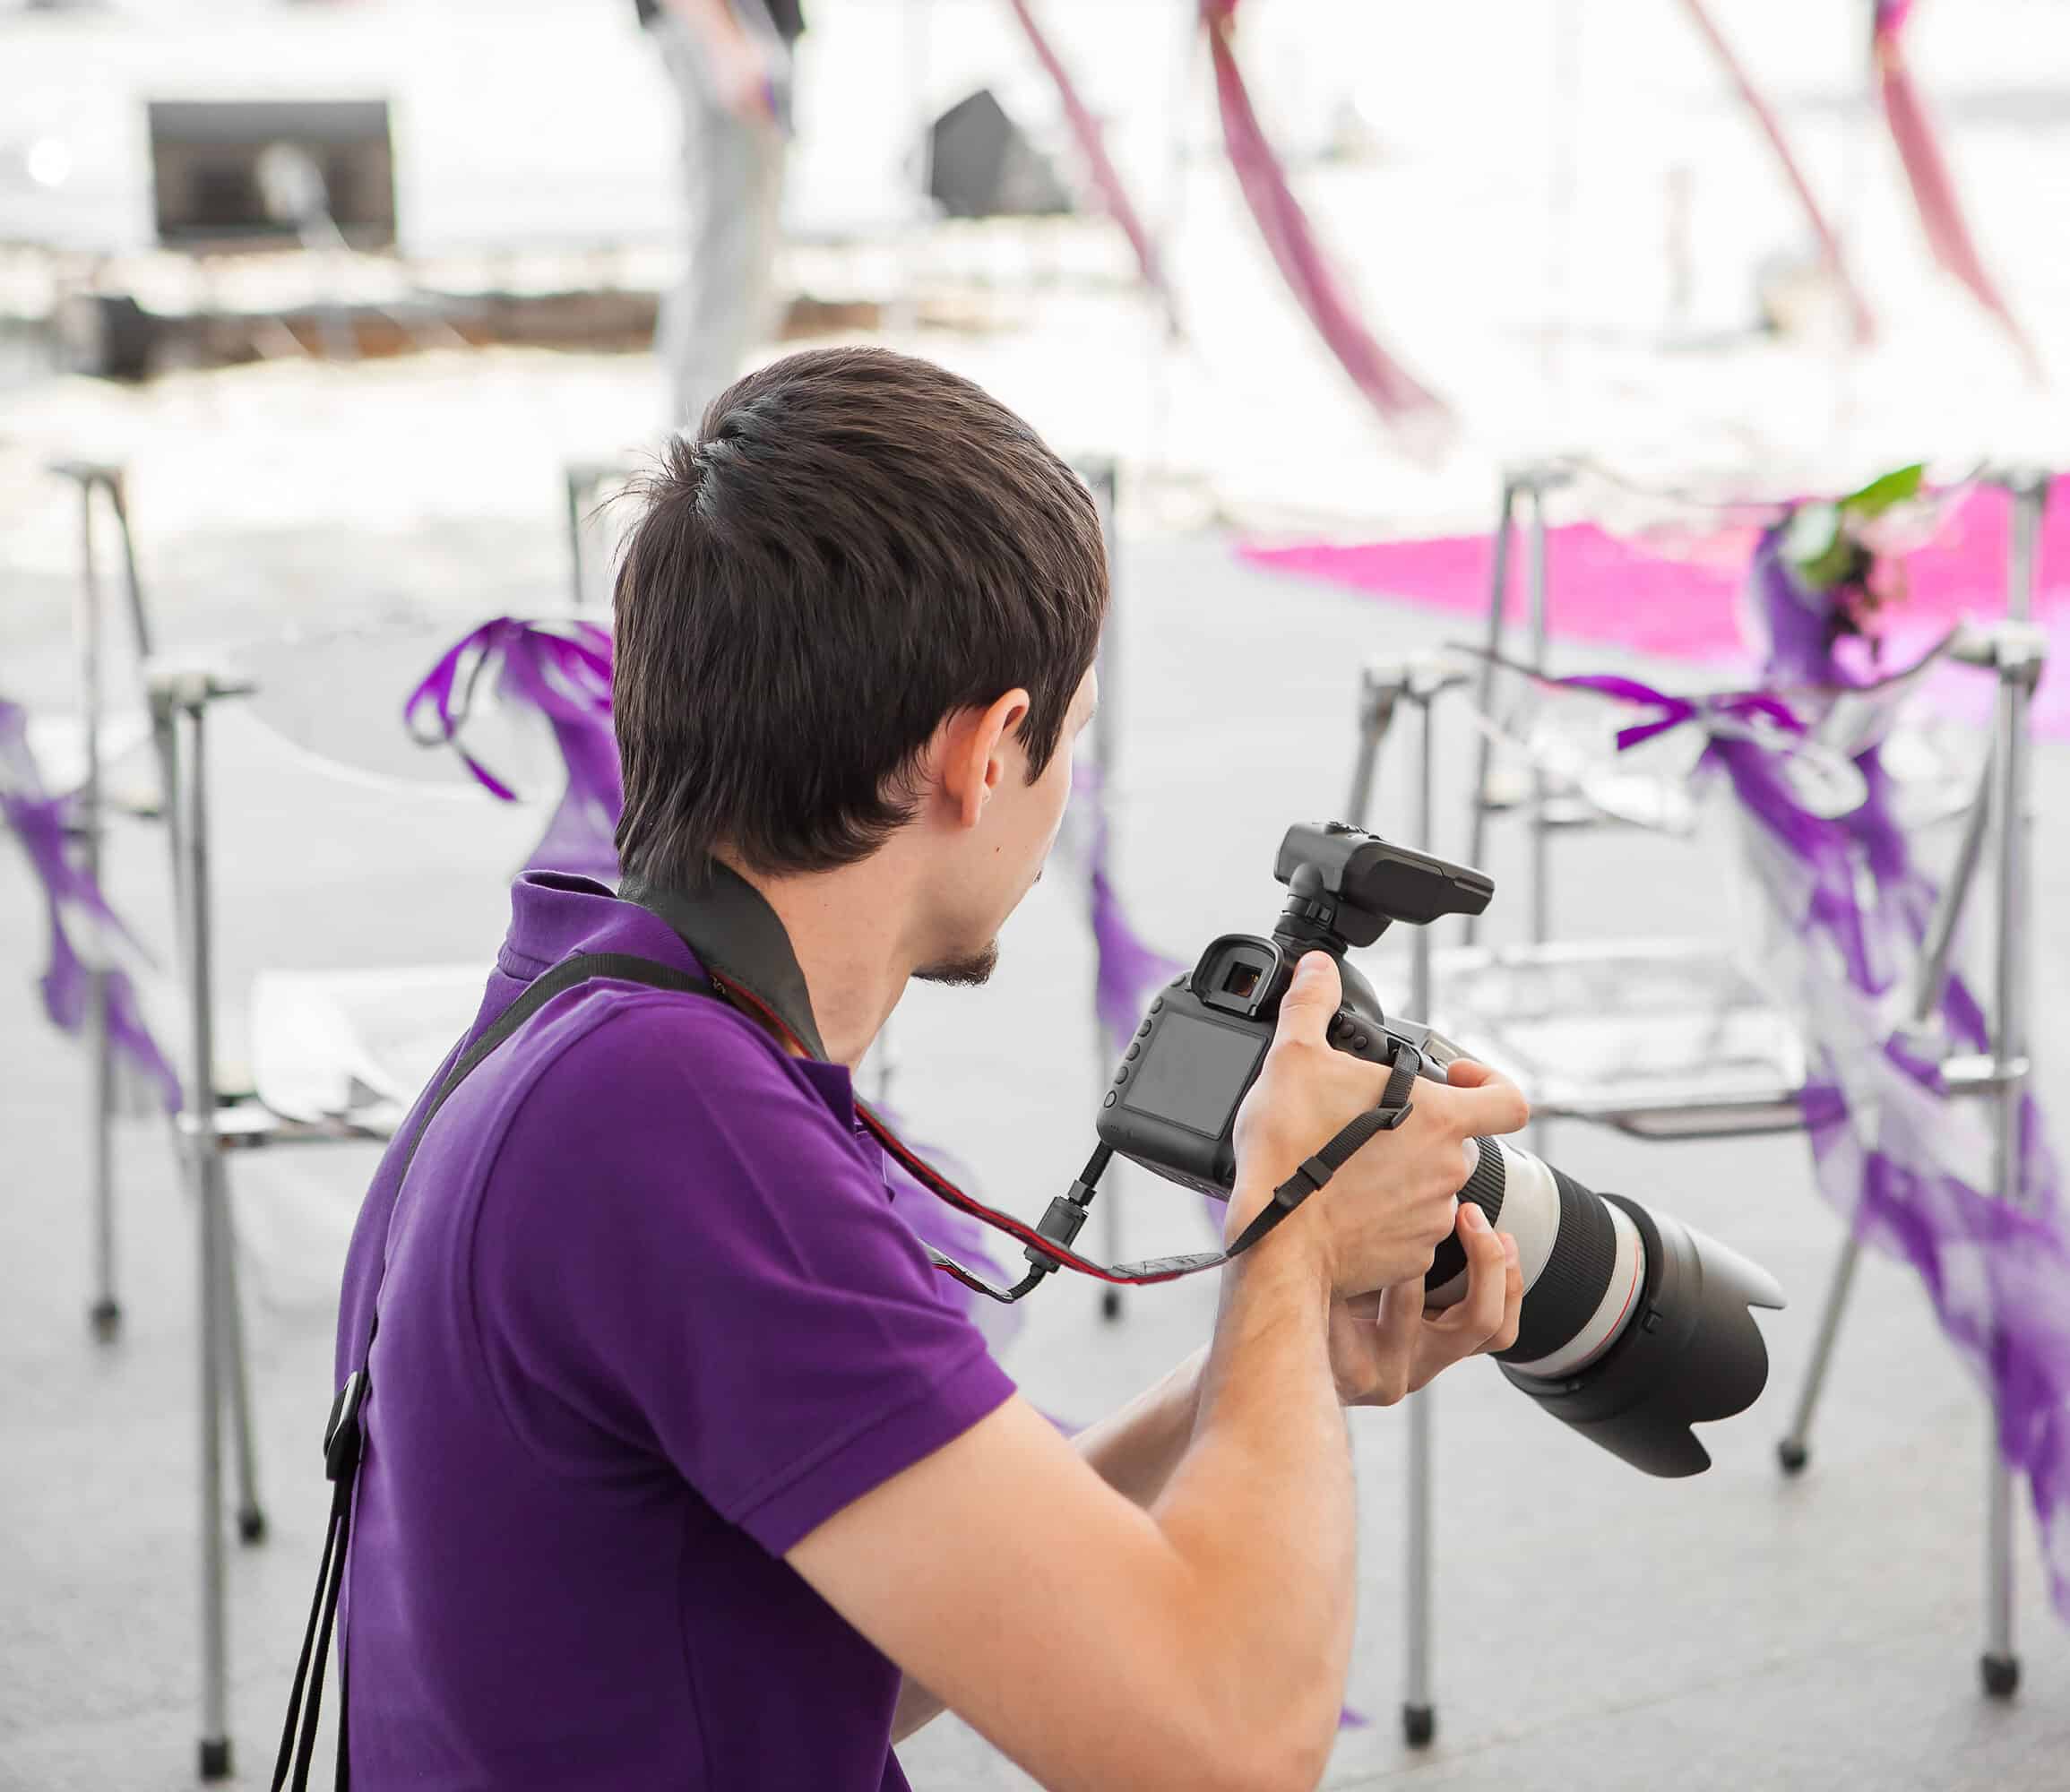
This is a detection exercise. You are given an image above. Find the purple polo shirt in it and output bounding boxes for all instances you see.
[334,873,1016,1788]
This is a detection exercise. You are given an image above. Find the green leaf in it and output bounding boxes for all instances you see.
[1837,462,1925,520]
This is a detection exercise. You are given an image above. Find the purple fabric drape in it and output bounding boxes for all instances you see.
[1005,0,1181,334]
[1679,0,1875,344]
[1202,0,1449,440]
[1874,0,2040,378]
[1074,763,1185,1058]
[405,618,624,881]
[1547,532,2070,1619]
[0,697,181,1111]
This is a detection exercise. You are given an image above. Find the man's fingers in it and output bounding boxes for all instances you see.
[1445,1057,1503,1089]
[1271,952,1342,1049]
[1436,1061,1530,1139]
[1372,1274,1424,1357]
[1425,1205,1510,1346]
[1486,1232,1523,1356]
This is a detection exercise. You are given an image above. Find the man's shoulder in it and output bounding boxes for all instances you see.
[509,976,826,1126]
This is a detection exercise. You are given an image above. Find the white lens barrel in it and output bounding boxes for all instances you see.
[1426,1142,1646,1378]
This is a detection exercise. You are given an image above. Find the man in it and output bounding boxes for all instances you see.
[333,347,1528,1788]
[640,0,801,426]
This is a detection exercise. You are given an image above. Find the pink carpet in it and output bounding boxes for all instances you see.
[1240,478,2070,738]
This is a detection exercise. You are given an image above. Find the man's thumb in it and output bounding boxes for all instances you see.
[1274,952,1341,1045]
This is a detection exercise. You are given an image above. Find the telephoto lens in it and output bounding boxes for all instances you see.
[1424,1139,1784,1476]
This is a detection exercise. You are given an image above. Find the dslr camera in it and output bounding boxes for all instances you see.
[1097,823,1784,1477]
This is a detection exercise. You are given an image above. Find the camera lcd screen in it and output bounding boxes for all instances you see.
[1120,1012,1266,1140]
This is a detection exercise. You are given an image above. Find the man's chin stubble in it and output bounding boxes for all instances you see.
[912,943,999,988]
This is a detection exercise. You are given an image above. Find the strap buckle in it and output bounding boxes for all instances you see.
[323,1370,368,1484]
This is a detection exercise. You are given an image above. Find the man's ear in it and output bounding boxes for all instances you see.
[936,688,1032,831]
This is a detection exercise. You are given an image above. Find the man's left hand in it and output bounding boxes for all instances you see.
[1328,1200,1522,1408]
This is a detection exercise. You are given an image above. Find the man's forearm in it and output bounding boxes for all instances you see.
[892,1348,1209,1743]
[1147,1205,1356,1775]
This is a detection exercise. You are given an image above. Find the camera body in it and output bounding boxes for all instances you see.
[1095,823,1488,1197]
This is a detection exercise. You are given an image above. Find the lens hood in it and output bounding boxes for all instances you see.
[1499,1194,1786,1478]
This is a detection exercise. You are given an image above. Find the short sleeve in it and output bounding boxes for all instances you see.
[470,994,1017,1555]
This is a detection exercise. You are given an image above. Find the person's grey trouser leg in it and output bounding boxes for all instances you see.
[655,20,789,432]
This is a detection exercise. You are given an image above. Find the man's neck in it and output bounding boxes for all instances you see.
[722,851,919,1071]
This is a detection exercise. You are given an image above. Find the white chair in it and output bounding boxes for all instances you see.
[1339,465,2051,1745]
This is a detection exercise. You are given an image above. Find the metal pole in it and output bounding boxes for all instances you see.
[565,468,589,610]
[1909,753,1997,1028]
[1462,478,1515,948]
[216,1198,268,1545]
[1344,672,1393,831]
[1088,459,1126,1322]
[1401,680,1438,1746]
[73,475,121,1341]
[1526,479,1551,947]
[1981,505,2040,1698]
[108,470,153,658]
[2007,470,2040,623]
[177,696,233,1780]
[1524,479,1557,1164]
[1776,1236,1860,1474]
[1402,1387,1435,1745]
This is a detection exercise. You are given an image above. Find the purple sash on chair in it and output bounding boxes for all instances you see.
[0,697,180,1112]
[1546,503,2070,1619]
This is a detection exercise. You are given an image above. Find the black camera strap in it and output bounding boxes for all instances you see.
[272,952,716,1792]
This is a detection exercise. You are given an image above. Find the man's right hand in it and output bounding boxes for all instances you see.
[1229,951,1530,1295]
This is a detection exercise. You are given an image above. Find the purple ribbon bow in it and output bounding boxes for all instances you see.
[405,618,624,881]
[0,697,181,1111]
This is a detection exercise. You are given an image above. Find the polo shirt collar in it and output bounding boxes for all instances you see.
[619,858,828,1062]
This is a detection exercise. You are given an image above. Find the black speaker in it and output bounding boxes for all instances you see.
[146,99,396,247]
[926,89,1073,220]
[55,293,155,383]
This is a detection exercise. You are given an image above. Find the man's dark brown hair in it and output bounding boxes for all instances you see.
[612,347,1108,884]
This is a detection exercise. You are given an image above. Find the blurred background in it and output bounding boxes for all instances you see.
[4,2,2068,1788]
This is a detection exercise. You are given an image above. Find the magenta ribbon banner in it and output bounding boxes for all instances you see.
[1873,0,2040,377]
[0,696,180,1112]
[1201,0,1451,441]
[1005,0,1181,334]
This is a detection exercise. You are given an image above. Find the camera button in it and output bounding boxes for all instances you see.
[1102,1091,1117,1107]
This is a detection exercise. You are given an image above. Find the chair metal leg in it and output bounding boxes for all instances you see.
[1400,670,1444,1747]
[212,1175,267,1545]
[564,468,589,611]
[1983,1443,2019,1696]
[1978,579,2038,1698]
[69,470,123,1340]
[172,693,234,1781]
[1777,1230,1862,1474]
[1082,456,1126,1323]
[1402,1388,1435,1746]
[1344,671,1396,831]
[1462,477,1516,949]
[89,969,120,1340]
